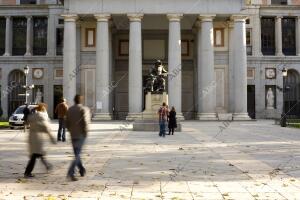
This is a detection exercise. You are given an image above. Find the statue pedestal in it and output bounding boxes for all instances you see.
[133,92,182,132]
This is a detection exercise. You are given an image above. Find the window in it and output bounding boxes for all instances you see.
[12,17,27,56]
[85,28,96,47]
[20,0,37,4]
[214,28,224,47]
[282,18,296,56]
[0,18,5,55]
[261,17,275,55]
[246,28,252,55]
[271,0,287,5]
[33,17,48,55]
[56,28,63,55]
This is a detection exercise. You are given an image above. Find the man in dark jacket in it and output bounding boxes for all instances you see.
[65,95,90,181]
[55,98,68,142]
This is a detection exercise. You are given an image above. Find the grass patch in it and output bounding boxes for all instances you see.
[288,123,300,129]
[0,121,9,128]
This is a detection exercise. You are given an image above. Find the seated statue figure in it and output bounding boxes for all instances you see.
[145,60,168,92]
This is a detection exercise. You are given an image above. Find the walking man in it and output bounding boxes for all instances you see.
[65,95,90,181]
[55,98,68,142]
[158,102,169,137]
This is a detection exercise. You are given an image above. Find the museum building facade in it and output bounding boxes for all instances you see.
[0,0,299,120]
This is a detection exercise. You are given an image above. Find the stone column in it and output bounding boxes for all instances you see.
[296,16,300,56]
[275,16,283,56]
[3,16,12,56]
[25,16,33,56]
[93,14,112,120]
[126,14,143,120]
[252,14,262,57]
[228,21,235,113]
[47,15,55,56]
[231,15,250,120]
[167,14,184,120]
[197,15,217,120]
[62,14,78,105]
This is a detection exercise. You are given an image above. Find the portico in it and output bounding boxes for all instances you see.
[61,0,250,121]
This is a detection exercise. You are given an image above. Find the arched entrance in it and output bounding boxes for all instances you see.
[285,69,300,118]
[8,70,26,116]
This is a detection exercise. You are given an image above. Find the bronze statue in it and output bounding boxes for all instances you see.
[145,60,168,92]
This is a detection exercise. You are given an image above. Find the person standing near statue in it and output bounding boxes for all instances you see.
[158,102,169,137]
[168,106,177,135]
[55,98,68,142]
[65,95,90,181]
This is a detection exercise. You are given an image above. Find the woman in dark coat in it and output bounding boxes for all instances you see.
[168,107,177,135]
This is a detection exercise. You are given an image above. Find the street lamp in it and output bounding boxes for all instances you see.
[23,65,34,104]
[280,68,288,127]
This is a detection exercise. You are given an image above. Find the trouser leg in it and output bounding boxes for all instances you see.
[24,154,38,175]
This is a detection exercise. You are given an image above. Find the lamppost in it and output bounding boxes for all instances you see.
[23,65,34,104]
[280,68,288,127]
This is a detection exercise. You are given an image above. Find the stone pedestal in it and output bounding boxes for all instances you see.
[133,92,182,132]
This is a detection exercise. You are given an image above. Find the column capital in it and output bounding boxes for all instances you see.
[61,14,78,22]
[26,16,32,20]
[167,14,183,22]
[231,15,248,22]
[94,14,111,22]
[227,20,234,28]
[5,16,11,19]
[198,15,216,22]
[296,16,300,20]
[127,13,144,22]
[276,15,283,19]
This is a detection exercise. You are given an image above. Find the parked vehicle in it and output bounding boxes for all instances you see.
[9,105,37,129]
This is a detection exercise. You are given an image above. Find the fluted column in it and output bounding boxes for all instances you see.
[275,16,283,56]
[93,14,112,120]
[62,14,78,105]
[296,16,300,56]
[3,16,12,56]
[25,16,33,56]
[126,14,143,120]
[167,14,184,120]
[231,15,250,120]
[197,15,217,120]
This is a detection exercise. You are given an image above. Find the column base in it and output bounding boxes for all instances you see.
[3,53,10,56]
[276,53,284,57]
[197,113,218,121]
[24,52,32,57]
[92,113,112,121]
[126,113,143,121]
[233,113,251,121]
[176,112,185,121]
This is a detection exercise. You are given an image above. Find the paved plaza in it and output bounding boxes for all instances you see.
[0,120,300,200]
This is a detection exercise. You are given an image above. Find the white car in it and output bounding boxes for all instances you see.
[9,105,37,129]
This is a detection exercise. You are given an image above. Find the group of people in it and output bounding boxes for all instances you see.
[157,102,177,137]
[23,95,90,182]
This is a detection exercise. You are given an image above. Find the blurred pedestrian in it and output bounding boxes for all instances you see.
[158,102,169,137]
[24,103,56,178]
[23,104,30,132]
[168,106,177,135]
[55,98,68,142]
[65,95,90,181]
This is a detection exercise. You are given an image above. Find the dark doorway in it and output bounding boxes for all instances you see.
[285,70,300,118]
[8,70,26,116]
[247,85,256,119]
[53,85,63,119]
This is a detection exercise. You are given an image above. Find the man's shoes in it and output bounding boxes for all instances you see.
[67,175,78,181]
[57,139,61,142]
[24,173,35,178]
[62,139,66,142]
[79,168,86,177]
